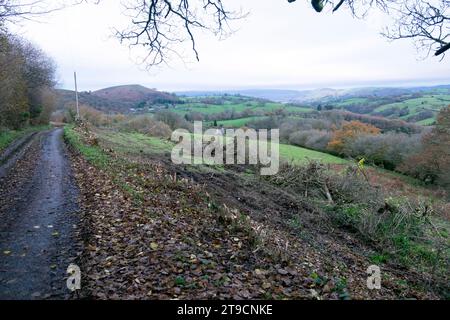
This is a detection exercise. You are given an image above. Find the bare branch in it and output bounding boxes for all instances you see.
[0,1,68,22]
[115,0,246,68]
[288,0,449,58]
[382,1,450,58]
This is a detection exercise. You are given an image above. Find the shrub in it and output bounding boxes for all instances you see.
[147,121,172,138]
[266,161,447,276]
[267,161,335,201]
[289,129,331,152]
[399,106,450,189]
[327,121,381,155]
[50,110,65,123]
[154,110,191,130]
[79,105,106,126]
[347,132,422,170]
[328,110,422,134]
[185,112,205,121]
[120,115,172,138]
[288,130,309,147]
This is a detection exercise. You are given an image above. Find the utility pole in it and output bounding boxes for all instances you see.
[74,71,80,120]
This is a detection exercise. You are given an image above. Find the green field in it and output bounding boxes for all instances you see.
[278,143,348,164]
[170,97,312,117]
[371,94,450,123]
[325,91,450,125]
[373,95,450,113]
[214,116,268,127]
[93,128,347,165]
[416,118,436,126]
[333,97,371,107]
[97,129,173,156]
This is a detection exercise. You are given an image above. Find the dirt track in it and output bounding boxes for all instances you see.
[0,128,80,299]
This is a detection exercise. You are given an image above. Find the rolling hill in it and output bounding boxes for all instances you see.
[175,85,450,125]
[176,85,450,104]
[93,85,178,106]
[56,85,179,113]
[56,83,450,125]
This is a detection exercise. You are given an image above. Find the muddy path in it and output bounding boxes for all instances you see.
[0,132,37,179]
[0,128,80,300]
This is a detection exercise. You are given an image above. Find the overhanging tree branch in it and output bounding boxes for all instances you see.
[382,1,449,57]
[288,0,449,58]
[2,0,449,67]
[436,42,450,55]
[115,0,246,68]
[0,0,69,22]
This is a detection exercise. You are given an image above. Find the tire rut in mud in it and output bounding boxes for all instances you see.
[0,128,81,300]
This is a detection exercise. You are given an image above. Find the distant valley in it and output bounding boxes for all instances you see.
[57,83,450,126]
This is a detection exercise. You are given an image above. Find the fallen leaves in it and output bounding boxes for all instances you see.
[68,126,440,300]
[277,269,289,276]
[72,147,299,299]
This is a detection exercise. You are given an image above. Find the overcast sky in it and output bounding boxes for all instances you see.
[12,0,450,92]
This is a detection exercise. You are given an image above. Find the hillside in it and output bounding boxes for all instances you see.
[93,85,178,106]
[56,84,450,124]
[177,85,450,103]
[61,124,449,300]
[177,85,450,125]
[56,85,179,113]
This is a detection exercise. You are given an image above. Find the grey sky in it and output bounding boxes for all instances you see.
[12,0,450,92]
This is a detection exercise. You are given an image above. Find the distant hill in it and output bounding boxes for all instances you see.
[175,89,306,102]
[93,85,178,106]
[56,85,179,113]
[176,84,450,125]
[176,84,450,103]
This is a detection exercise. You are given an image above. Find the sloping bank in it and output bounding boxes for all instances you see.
[64,124,445,299]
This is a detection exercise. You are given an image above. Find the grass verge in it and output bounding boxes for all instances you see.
[0,125,51,153]
[64,125,110,168]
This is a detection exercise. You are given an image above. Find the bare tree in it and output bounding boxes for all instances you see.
[289,0,450,58]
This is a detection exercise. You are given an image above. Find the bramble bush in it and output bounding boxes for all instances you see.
[267,160,448,278]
